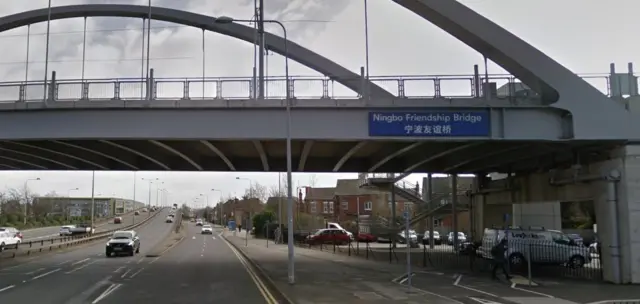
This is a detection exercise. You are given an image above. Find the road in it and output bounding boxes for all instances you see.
[0,218,274,304]
[0,209,172,304]
[21,212,148,242]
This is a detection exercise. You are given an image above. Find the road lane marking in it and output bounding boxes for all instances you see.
[212,236,216,240]
[120,269,131,278]
[113,266,125,273]
[453,275,498,298]
[92,283,122,304]
[31,268,61,280]
[129,268,144,279]
[56,260,72,266]
[136,257,146,264]
[72,258,91,266]
[25,268,46,275]
[66,260,98,274]
[510,282,554,298]
[0,285,15,293]
[222,237,277,304]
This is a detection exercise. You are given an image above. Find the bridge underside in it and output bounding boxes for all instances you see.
[0,140,619,173]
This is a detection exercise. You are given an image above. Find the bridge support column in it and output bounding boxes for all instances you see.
[594,145,640,284]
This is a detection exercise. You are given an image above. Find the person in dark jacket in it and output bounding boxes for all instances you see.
[490,238,512,280]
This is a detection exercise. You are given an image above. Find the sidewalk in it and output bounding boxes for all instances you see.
[225,233,640,304]
[224,231,456,303]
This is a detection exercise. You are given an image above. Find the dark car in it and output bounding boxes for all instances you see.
[106,230,140,257]
[114,217,122,224]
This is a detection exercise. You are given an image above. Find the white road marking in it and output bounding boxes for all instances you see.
[31,268,61,280]
[192,236,196,240]
[66,260,98,274]
[136,257,146,264]
[510,282,555,298]
[120,269,131,278]
[149,256,161,265]
[129,268,144,279]
[0,285,15,293]
[56,260,72,266]
[453,275,499,298]
[25,268,46,275]
[92,283,122,304]
[71,258,90,266]
[212,236,216,240]
[113,266,125,273]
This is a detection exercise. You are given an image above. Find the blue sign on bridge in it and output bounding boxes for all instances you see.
[368,111,490,137]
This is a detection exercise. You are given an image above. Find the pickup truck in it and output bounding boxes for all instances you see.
[68,223,96,235]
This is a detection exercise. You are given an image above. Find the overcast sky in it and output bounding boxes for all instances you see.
[0,0,636,207]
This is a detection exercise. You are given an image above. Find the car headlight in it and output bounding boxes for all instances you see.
[128,241,134,246]
[106,242,111,246]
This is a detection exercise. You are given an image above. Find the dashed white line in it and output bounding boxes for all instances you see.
[31,268,61,280]
[66,260,98,274]
[25,268,46,275]
[0,285,15,293]
[113,266,125,273]
[71,258,90,266]
[136,257,146,264]
[212,236,216,240]
[129,268,144,279]
[56,260,72,266]
[120,269,131,278]
[92,283,122,304]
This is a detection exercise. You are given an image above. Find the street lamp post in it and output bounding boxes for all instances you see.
[215,16,294,285]
[142,178,159,216]
[67,187,79,222]
[24,178,41,225]
[235,177,253,198]
[211,189,222,225]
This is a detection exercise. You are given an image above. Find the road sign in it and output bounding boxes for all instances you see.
[368,111,491,137]
[403,211,409,219]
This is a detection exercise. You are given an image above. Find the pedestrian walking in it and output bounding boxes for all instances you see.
[490,238,512,280]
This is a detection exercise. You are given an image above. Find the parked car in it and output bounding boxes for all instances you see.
[446,232,467,245]
[105,230,140,257]
[356,232,377,243]
[422,230,441,245]
[398,230,418,244]
[306,228,350,245]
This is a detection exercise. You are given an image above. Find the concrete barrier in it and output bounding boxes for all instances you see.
[145,210,184,257]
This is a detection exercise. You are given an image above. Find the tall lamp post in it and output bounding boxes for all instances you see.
[142,177,159,215]
[67,187,79,221]
[211,189,222,224]
[215,16,294,285]
[23,177,41,225]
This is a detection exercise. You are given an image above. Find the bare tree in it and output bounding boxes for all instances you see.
[243,182,268,203]
[308,174,318,187]
[267,173,289,197]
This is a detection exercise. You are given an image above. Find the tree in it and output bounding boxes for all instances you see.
[243,182,268,202]
[268,174,288,197]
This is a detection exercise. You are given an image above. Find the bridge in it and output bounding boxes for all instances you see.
[0,0,638,287]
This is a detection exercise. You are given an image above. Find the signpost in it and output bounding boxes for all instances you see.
[404,210,411,292]
[368,111,491,137]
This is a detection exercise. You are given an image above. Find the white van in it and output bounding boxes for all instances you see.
[480,227,591,268]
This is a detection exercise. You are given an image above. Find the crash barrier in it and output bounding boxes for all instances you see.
[0,208,166,260]
[274,231,603,282]
[20,208,147,243]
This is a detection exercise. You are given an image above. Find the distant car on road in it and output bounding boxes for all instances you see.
[196,219,203,226]
[134,211,140,215]
[59,225,74,236]
[201,225,213,234]
[0,230,21,251]
[165,216,174,223]
[0,227,23,241]
[105,230,140,257]
[114,217,123,224]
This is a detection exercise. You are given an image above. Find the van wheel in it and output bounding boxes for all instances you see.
[509,253,526,267]
[569,255,585,268]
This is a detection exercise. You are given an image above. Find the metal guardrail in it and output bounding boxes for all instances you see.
[0,208,165,259]
[0,73,614,103]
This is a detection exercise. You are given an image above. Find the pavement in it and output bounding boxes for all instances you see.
[228,233,640,304]
[0,209,173,304]
[20,211,145,242]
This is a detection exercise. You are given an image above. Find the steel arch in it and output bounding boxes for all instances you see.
[0,4,393,98]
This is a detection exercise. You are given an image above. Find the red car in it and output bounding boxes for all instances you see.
[306,228,350,245]
[114,217,122,224]
[356,233,377,243]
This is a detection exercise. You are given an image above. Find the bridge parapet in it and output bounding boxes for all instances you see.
[0,73,614,103]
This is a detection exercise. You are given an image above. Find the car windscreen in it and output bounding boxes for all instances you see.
[202,225,211,229]
[112,232,132,239]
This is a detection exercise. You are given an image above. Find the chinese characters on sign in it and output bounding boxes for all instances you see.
[368,111,490,137]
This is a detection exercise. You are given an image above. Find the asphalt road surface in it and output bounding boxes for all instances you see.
[20,212,148,242]
[0,209,172,304]
[98,224,272,303]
